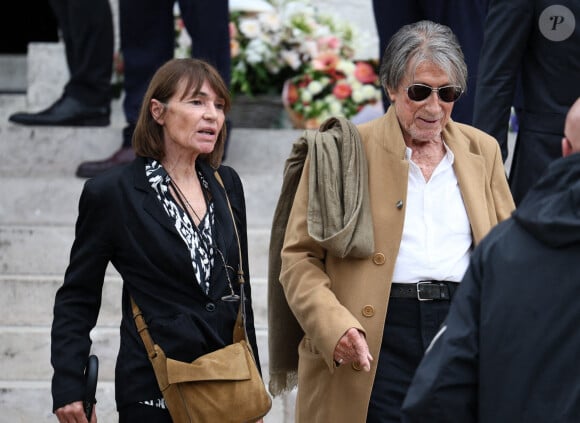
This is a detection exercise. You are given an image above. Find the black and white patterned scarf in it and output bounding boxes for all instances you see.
[145,159,215,294]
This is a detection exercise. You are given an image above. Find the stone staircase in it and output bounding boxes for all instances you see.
[0,47,302,422]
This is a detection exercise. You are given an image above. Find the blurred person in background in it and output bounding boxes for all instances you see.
[372,0,488,124]
[75,0,231,178]
[473,0,580,205]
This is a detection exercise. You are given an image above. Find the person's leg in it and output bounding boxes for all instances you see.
[50,0,114,107]
[372,0,420,112]
[508,130,562,205]
[420,0,489,124]
[179,0,232,160]
[9,0,112,126]
[178,0,230,86]
[120,0,176,137]
[75,0,175,177]
[367,299,424,422]
[367,291,454,422]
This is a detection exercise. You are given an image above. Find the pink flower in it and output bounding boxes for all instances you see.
[312,52,340,72]
[317,36,341,52]
[354,61,378,84]
[332,81,352,100]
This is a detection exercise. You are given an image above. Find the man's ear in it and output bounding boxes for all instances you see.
[562,137,573,158]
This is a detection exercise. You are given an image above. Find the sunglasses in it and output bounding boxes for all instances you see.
[406,83,463,103]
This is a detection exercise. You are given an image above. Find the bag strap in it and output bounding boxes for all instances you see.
[214,170,248,344]
[131,297,158,359]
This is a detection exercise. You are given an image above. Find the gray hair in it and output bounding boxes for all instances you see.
[379,20,467,99]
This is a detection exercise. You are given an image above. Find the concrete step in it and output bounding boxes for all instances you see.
[0,174,284,227]
[0,274,269,329]
[0,54,27,93]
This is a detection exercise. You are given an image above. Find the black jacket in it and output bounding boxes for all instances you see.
[401,153,580,422]
[51,156,260,411]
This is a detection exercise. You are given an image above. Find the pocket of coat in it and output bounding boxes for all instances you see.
[300,336,321,357]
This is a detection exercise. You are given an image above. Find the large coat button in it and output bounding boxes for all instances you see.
[372,253,386,265]
[362,305,375,317]
[205,302,216,312]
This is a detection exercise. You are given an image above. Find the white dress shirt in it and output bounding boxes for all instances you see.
[391,144,472,283]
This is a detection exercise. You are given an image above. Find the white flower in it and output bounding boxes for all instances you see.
[307,80,324,95]
[239,18,262,38]
[259,11,281,31]
[336,59,356,75]
[245,38,270,64]
[300,90,313,103]
[328,98,343,114]
[280,50,302,70]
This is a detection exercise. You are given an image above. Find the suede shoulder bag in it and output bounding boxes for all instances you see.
[131,170,272,422]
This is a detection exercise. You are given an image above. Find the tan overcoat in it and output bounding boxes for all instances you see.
[279,106,515,422]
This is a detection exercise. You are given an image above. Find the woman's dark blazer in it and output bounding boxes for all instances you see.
[50,156,259,412]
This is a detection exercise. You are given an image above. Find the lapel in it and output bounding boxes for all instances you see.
[360,109,409,258]
[443,122,488,242]
[131,156,179,235]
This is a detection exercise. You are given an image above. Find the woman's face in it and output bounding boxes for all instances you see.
[387,61,455,144]
[153,80,226,158]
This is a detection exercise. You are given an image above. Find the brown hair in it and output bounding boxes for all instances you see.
[132,58,231,168]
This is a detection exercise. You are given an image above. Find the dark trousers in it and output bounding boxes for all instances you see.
[119,402,172,423]
[48,0,113,106]
[366,295,455,422]
[372,0,488,124]
[119,0,230,137]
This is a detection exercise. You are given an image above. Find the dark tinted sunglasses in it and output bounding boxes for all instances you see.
[406,83,463,103]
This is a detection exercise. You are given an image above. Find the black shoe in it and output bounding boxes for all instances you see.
[9,95,110,127]
[75,146,136,178]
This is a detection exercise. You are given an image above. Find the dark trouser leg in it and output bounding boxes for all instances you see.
[367,298,451,423]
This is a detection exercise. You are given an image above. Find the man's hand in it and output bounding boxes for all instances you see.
[333,327,373,371]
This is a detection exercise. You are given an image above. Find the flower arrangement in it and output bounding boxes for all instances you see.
[283,57,382,128]
[229,1,357,97]
[153,2,382,126]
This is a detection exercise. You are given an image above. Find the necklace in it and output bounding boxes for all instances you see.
[169,177,206,226]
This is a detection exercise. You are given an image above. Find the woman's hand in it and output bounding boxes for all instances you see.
[54,400,96,423]
[333,327,373,371]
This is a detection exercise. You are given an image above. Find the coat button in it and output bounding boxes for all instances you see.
[372,253,385,265]
[205,302,216,312]
[352,361,362,371]
[396,200,404,209]
[362,305,375,317]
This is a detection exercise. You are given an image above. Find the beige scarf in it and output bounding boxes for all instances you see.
[267,117,374,396]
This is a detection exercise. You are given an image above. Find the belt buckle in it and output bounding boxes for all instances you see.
[416,281,434,301]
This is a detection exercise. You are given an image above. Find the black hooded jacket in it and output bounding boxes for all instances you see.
[401,153,580,422]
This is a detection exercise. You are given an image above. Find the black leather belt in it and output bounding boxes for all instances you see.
[390,281,460,301]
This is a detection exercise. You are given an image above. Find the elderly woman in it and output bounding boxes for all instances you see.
[51,58,264,422]
[276,20,515,422]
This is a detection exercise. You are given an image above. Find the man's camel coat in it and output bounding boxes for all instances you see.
[279,106,515,422]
